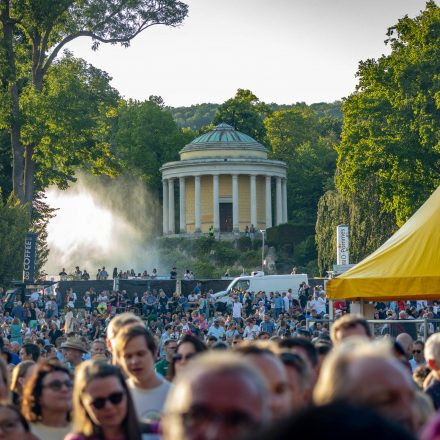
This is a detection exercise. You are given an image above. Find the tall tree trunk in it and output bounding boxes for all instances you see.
[1,1,25,203]
[11,84,25,203]
[24,144,35,208]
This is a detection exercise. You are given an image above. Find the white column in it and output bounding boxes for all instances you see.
[213,174,220,232]
[276,177,282,226]
[162,179,169,235]
[232,174,239,232]
[195,175,201,232]
[282,178,288,223]
[179,177,186,233]
[265,176,272,228]
[168,178,175,234]
[250,174,257,227]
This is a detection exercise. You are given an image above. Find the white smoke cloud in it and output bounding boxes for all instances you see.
[44,173,164,276]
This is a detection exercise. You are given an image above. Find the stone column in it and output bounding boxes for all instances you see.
[168,178,175,234]
[195,175,201,233]
[213,174,220,232]
[276,177,282,226]
[232,174,239,232]
[162,179,169,235]
[265,175,272,228]
[179,176,186,233]
[250,174,257,227]
[282,178,288,223]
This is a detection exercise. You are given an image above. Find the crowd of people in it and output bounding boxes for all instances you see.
[58,266,196,281]
[1,277,440,439]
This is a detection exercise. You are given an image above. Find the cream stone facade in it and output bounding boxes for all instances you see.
[160,123,288,236]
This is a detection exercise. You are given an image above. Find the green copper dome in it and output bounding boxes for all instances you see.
[191,123,258,144]
[180,123,267,159]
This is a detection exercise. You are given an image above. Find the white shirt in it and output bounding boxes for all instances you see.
[232,301,243,318]
[208,325,225,339]
[243,325,260,340]
[30,291,39,302]
[283,296,290,311]
[127,378,171,422]
[31,423,71,440]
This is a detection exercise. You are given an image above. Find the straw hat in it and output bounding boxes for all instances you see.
[61,336,87,353]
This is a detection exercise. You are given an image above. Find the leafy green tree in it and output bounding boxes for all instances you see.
[0,0,188,205]
[169,103,219,130]
[266,108,338,224]
[21,54,121,191]
[0,192,30,285]
[113,99,190,196]
[0,130,12,199]
[213,89,270,144]
[315,180,397,275]
[336,1,440,227]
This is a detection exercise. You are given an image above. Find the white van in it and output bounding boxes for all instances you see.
[213,271,308,306]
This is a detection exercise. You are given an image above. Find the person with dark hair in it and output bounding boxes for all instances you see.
[155,339,177,378]
[66,360,142,440]
[278,337,319,383]
[21,359,73,440]
[167,334,207,381]
[19,344,40,363]
[278,352,312,411]
[248,402,416,440]
[0,403,38,440]
[115,324,170,424]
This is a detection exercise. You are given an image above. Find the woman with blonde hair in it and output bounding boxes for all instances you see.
[10,361,35,405]
[65,360,141,440]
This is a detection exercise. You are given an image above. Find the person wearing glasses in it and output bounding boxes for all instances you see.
[65,360,142,440]
[21,359,73,440]
[167,335,207,381]
[409,340,426,372]
[162,351,269,440]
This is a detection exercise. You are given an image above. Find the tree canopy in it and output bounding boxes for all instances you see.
[212,89,271,145]
[266,107,339,224]
[336,1,440,227]
[316,1,440,272]
[0,0,188,205]
[113,98,192,197]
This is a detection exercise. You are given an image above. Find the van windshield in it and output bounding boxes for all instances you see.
[228,279,250,292]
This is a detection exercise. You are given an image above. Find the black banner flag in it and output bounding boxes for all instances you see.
[23,233,37,283]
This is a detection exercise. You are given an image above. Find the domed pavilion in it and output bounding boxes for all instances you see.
[160,123,288,236]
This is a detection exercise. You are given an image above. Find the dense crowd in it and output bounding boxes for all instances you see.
[1,275,440,440]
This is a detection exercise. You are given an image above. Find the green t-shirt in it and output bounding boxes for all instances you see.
[155,358,169,377]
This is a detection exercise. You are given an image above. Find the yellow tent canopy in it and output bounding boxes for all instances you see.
[326,185,440,301]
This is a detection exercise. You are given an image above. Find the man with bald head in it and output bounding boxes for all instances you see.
[396,333,414,360]
[314,338,416,433]
[162,351,269,440]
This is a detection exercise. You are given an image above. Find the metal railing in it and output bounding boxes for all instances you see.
[305,318,432,341]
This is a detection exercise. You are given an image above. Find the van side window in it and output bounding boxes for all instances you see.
[236,280,250,291]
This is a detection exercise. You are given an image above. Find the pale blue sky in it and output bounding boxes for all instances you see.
[66,0,429,106]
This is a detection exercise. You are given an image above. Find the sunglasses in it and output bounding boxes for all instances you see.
[173,353,196,362]
[90,391,125,409]
[413,349,422,354]
[44,379,73,391]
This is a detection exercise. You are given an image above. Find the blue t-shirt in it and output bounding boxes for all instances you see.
[274,297,283,309]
